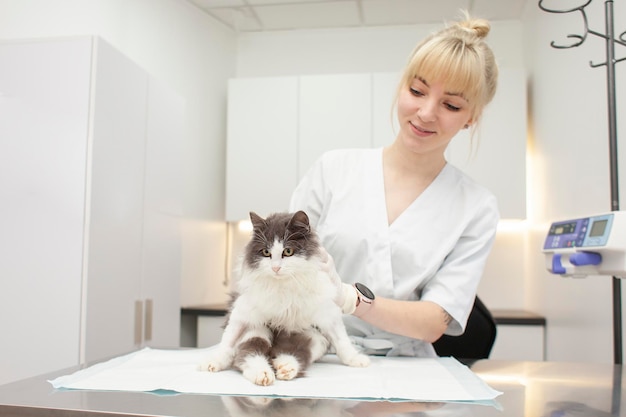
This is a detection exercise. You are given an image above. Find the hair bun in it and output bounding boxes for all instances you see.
[459,18,491,39]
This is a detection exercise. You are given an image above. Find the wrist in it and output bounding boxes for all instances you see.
[340,283,358,314]
[353,282,375,318]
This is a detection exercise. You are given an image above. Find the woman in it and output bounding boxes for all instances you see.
[289,13,500,357]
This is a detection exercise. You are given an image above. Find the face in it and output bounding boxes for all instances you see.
[245,211,318,278]
[396,76,473,157]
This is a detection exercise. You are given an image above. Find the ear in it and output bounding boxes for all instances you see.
[288,210,310,232]
[466,111,480,128]
[249,212,266,230]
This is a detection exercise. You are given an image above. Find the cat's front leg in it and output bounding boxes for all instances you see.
[198,319,245,372]
[198,345,235,372]
[321,316,370,368]
[335,342,370,368]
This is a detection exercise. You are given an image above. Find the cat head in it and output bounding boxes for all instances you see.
[243,210,320,277]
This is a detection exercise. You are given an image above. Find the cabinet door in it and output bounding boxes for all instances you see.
[298,74,372,178]
[0,38,91,385]
[490,325,545,361]
[226,77,299,221]
[84,39,148,363]
[140,77,185,349]
[446,68,527,219]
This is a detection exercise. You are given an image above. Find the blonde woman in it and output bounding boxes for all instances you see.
[290,13,499,357]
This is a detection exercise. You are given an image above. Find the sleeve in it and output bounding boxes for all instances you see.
[420,192,500,336]
[288,154,328,229]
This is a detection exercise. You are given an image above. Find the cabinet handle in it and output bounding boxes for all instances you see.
[134,300,143,345]
[144,299,153,342]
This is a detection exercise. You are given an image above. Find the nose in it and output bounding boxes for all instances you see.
[272,265,281,273]
[417,97,437,122]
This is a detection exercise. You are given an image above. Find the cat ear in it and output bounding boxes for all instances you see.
[288,210,310,232]
[249,211,266,230]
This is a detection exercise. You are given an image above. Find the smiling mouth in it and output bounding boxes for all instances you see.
[410,121,435,135]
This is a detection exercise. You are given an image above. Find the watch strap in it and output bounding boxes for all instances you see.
[353,284,374,317]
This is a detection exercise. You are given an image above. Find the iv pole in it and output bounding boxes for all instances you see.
[538,0,626,365]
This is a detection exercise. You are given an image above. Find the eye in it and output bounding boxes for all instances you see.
[261,248,271,257]
[409,87,424,97]
[444,102,461,111]
[282,248,294,257]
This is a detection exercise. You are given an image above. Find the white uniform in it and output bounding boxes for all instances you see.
[289,148,499,357]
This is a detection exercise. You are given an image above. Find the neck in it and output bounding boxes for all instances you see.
[383,141,446,181]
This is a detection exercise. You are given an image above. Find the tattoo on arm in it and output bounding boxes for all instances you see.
[442,308,453,326]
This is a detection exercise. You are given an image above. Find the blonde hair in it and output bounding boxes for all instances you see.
[397,12,498,122]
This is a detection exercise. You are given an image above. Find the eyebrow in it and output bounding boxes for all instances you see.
[417,77,467,100]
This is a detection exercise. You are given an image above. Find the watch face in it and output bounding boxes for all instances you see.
[355,282,375,300]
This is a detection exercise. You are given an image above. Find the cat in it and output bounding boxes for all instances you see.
[199,210,369,386]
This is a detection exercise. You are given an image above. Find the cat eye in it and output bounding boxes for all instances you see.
[261,248,271,257]
[282,248,294,257]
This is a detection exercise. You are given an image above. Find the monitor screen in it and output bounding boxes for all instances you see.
[589,219,608,237]
[550,221,577,235]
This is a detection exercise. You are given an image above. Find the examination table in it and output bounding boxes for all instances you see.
[0,357,624,416]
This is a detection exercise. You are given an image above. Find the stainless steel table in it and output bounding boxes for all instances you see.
[0,359,623,416]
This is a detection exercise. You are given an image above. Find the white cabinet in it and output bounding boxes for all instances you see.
[84,40,184,363]
[0,37,90,386]
[0,37,183,384]
[140,78,185,352]
[81,38,149,364]
[226,73,373,221]
[298,74,372,178]
[226,70,527,221]
[490,325,546,361]
[490,310,547,361]
[197,316,226,348]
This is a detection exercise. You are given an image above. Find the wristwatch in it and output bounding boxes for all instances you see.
[353,282,375,317]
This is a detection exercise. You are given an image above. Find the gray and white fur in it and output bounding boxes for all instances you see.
[199,210,369,386]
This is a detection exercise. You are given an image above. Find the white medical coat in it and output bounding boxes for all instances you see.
[289,148,499,357]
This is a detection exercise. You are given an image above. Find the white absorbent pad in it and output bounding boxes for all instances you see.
[49,347,502,403]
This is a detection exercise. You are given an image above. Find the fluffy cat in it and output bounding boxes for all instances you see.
[199,210,369,386]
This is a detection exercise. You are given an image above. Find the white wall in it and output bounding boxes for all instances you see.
[522,1,626,363]
[0,0,237,307]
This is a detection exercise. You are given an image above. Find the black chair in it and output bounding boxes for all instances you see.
[432,296,497,362]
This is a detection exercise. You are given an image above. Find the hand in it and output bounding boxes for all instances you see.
[318,247,341,296]
[318,247,357,314]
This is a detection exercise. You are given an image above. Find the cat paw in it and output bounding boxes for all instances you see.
[198,351,232,372]
[344,353,370,367]
[198,359,222,372]
[272,354,300,381]
[243,367,276,386]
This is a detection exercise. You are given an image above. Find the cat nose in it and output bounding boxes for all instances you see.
[272,265,281,273]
